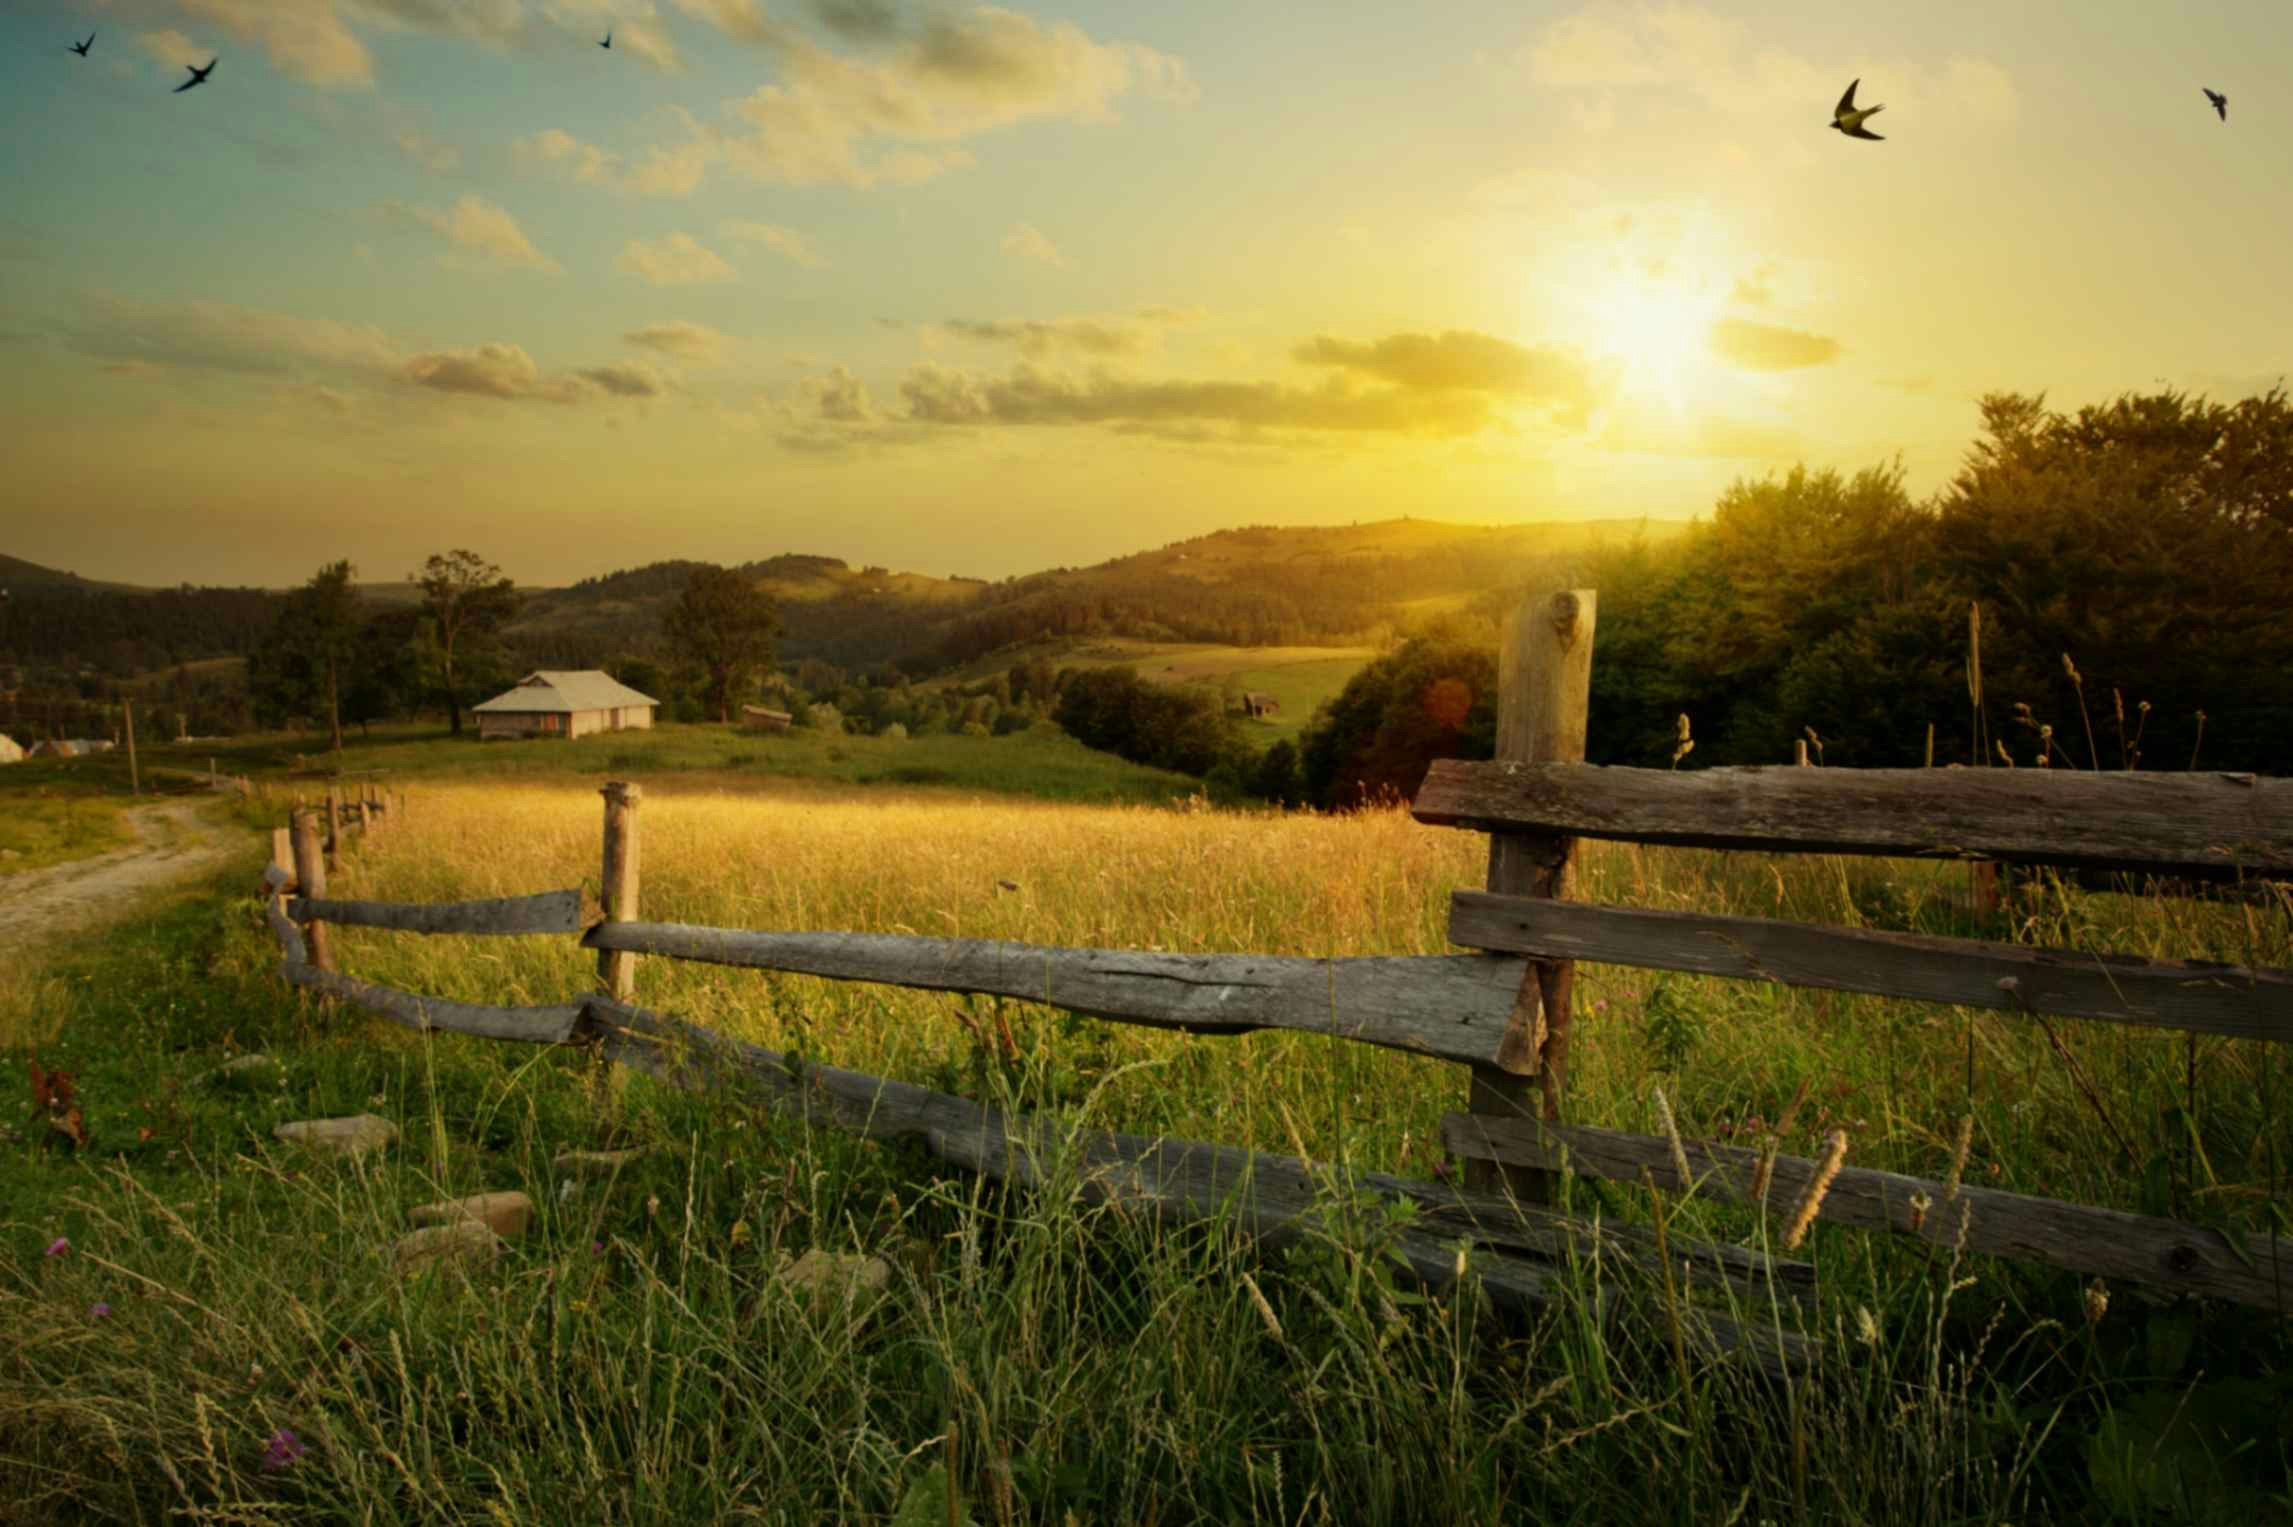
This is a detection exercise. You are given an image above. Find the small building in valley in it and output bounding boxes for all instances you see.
[0,734,23,764]
[27,738,114,759]
[1240,691,1282,719]
[473,671,659,741]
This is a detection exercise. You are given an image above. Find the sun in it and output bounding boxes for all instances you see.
[1578,271,1725,416]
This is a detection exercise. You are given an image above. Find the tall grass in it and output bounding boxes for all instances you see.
[4,778,2289,1521]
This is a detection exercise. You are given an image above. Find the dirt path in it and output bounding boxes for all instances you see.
[0,797,244,956]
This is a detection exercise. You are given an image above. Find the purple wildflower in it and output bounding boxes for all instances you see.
[261,1428,304,1473]
[88,1302,111,1320]
[591,1240,605,1254]
[45,1237,69,1258]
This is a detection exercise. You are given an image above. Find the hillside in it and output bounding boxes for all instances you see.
[499,517,1686,672]
[0,555,136,593]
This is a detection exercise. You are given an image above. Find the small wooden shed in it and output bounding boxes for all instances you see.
[1240,691,1282,719]
[473,671,660,740]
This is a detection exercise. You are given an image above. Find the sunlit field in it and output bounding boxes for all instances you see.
[4,776,2288,1521]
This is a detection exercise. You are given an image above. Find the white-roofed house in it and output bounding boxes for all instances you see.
[472,671,660,741]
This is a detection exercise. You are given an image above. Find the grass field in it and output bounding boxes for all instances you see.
[936,638,1380,739]
[1,770,2288,1520]
[27,719,1218,809]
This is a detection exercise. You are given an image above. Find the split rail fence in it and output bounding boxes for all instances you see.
[251,590,2293,1383]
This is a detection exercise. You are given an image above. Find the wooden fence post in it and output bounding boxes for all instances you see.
[271,827,293,883]
[123,698,140,797]
[1468,589,1596,1202]
[289,808,334,973]
[598,781,642,1001]
[1795,739,1810,767]
[326,787,343,871]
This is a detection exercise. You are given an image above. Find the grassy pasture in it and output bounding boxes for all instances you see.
[933,637,1379,739]
[1,775,2288,1521]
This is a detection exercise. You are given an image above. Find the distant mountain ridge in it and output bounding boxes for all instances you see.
[3,517,1688,672]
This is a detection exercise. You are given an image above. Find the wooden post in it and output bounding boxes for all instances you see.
[289,808,334,973]
[1468,590,1595,1202]
[209,756,217,787]
[1795,739,1810,767]
[326,787,342,870]
[598,781,642,1001]
[270,827,293,885]
[123,699,140,797]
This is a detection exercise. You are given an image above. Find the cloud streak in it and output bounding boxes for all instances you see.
[1707,318,1840,370]
[398,195,562,272]
[617,232,737,285]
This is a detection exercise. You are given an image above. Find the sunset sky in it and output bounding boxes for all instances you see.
[2,1,2287,588]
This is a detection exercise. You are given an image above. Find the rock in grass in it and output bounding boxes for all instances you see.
[199,1053,281,1088]
[553,1148,645,1178]
[775,1248,893,1306]
[408,1191,533,1238]
[393,1220,503,1275]
[274,1114,397,1156]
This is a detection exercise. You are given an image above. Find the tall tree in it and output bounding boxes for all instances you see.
[662,565,782,723]
[413,549,522,735]
[251,561,361,752]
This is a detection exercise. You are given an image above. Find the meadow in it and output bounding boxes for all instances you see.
[930,638,1379,741]
[1,769,2288,1521]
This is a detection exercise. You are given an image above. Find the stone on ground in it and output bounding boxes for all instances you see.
[393,1220,503,1275]
[409,1191,533,1237]
[274,1114,397,1156]
[199,1053,280,1088]
[776,1248,893,1305]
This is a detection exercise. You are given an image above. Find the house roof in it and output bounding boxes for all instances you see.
[473,670,660,714]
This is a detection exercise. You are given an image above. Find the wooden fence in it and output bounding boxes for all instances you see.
[250,590,2293,1383]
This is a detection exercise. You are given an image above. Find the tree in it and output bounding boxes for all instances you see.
[343,608,426,735]
[663,565,783,723]
[251,561,361,752]
[1296,639,1497,809]
[413,550,522,736]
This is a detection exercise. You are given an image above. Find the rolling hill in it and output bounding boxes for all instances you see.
[498,516,1686,672]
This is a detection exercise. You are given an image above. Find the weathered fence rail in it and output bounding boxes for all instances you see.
[1408,592,2293,1318]
[1447,891,2293,1040]
[251,589,2293,1390]
[255,785,1823,1377]
[1414,760,2293,880]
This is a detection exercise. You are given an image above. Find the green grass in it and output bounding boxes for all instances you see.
[101,720,1218,809]
[930,638,1377,740]
[3,783,2289,1522]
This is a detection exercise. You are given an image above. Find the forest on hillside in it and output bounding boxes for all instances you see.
[1285,386,2293,807]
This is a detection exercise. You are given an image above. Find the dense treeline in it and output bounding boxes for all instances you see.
[1280,385,2293,809]
[1578,388,2293,775]
[0,584,283,672]
[1051,667,1254,780]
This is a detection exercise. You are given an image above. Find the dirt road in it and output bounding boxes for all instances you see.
[0,797,244,956]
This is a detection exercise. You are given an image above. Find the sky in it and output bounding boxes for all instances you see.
[1,0,2288,588]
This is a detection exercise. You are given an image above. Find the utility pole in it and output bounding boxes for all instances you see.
[123,698,141,797]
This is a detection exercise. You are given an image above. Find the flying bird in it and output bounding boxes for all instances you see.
[69,31,94,57]
[173,57,217,93]
[599,29,612,49]
[1830,78,1885,141]
[2204,88,2228,121]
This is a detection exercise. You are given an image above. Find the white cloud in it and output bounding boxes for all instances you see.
[1522,4,2017,127]
[1001,223,1063,266]
[624,320,733,358]
[395,129,462,173]
[720,220,827,268]
[617,232,737,285]
[515,128,620,185]
[400,195,563,272]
